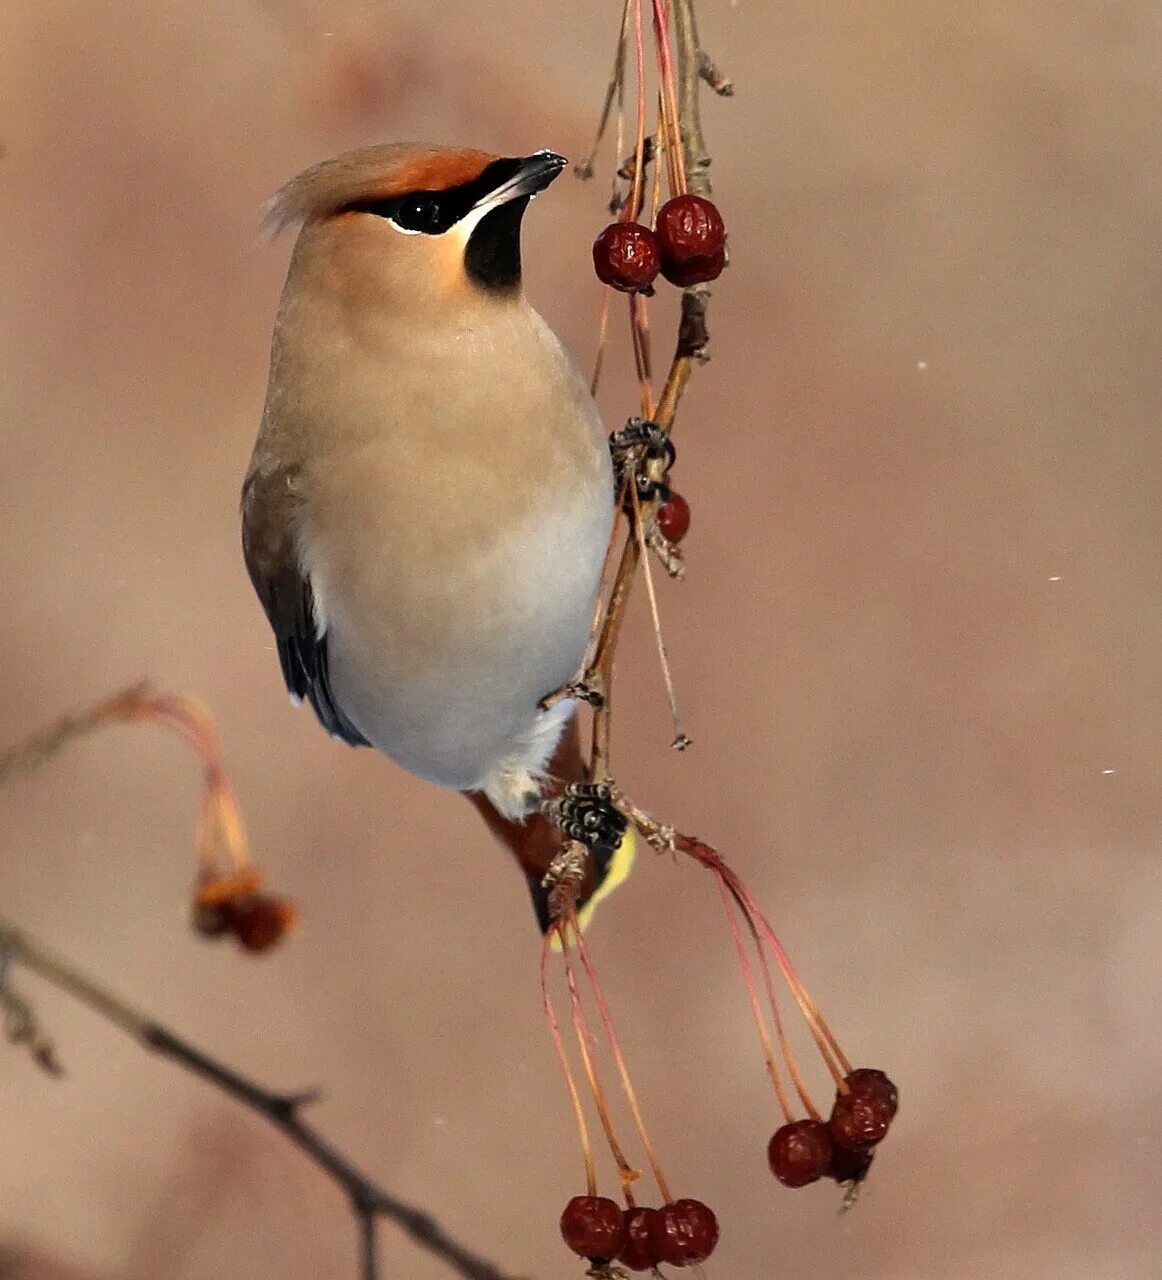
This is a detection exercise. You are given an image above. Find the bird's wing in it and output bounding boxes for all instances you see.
[241,465,369,748]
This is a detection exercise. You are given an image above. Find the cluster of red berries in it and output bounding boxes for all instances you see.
[561,1195,718,1271]
[593,194,726,293]
[767,1069,897,1189]
[194,889,298,954]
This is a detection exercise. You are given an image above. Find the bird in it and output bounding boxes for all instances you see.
[242,142,634,928]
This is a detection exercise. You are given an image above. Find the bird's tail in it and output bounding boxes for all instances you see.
[467,713,635,935]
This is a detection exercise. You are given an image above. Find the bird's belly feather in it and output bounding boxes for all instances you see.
[308,455,613,792]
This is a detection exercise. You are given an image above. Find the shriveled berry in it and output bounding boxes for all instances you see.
[660,247,726,287]
[829,1069,899,1151]
[768,1119,833,1188]
[593,222,662,292]
[651,1198,719,1267]
[230,896,297,953]
[656,195,726,265]
[655,490,691,543]
[617,1206,663,1272]
[560,1195,627,1261]
[826,1143,874,1185]
[846,1067,899,1117]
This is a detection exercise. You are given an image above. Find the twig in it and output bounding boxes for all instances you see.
[0,919,514,1280]
[589,0,719,781]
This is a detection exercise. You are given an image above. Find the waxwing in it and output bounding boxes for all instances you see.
[242,143,632,927]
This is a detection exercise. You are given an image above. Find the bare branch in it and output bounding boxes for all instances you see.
[0,919,514,1280]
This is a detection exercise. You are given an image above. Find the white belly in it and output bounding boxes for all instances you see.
[317,465,613,807]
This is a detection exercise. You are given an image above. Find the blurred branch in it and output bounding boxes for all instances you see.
[0,919,514,1280]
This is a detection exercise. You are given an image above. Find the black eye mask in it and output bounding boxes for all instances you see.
[342,156,526,235]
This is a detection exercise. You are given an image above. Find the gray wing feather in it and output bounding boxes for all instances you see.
[241,466,368,748]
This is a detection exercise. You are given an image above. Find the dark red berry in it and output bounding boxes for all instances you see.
[656,195,726,265]
[826,1143,874,1185]
[767,1119,833,1188]
[617,1207,663,1272]
[829,1068,899,1151]
[660,247,726,287]
[593,222,662,292]
[655,490,691,543]
[651,1198,719,1267]
[560,1195,627,1261]
[656,195,726,286]
[845,1068,899,1117]
[230,896,297,953]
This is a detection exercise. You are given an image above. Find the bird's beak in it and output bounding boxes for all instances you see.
[472,150,568,213]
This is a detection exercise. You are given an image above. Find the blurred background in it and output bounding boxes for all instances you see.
[2,1,1161,1277]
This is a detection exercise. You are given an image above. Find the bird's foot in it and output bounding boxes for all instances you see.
[540,782,628,858]
[539,673,606,712]
[609,418,675,504]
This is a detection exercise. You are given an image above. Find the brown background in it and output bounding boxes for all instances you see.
[2,2,1160,1278]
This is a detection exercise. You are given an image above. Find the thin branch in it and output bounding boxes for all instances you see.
[589,0,720,780]
[0,919,514,1280]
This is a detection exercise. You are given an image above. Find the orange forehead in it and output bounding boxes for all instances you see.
[380,148,499,197]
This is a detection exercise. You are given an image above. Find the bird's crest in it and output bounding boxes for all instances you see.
[261,144,500,235]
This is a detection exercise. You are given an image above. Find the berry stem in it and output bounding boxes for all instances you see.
[569,914,675,1206]
[627,476,688,750]
[724,869,852,1083]
[541,926,598,1197]
[649,93,666,223]
[590,284,613,397]
[628,293,655,419]
[726,880,822,1119]
[628,0,649,221]
[562,934,641,1194]
[715,875,794,1124]
[650,0,687,194]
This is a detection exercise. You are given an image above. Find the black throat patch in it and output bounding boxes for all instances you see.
[465,196,529,294]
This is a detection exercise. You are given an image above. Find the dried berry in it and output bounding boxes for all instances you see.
[768,1118,833,1188]
[651,1198,719,1267]
[826,1142,874,1185]
[655,490,691,543]
[617,1206,663,1272]
[592,222,662,292]
[846,1067,899,1117]
[230,896,297,953]
[560,1195,627,1261]
[660,247,726,287]
[829,1068,898,1151]
[656,194,726,262]
[656,195,726,286]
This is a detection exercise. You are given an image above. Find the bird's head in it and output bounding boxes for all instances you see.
[264,143,568,316]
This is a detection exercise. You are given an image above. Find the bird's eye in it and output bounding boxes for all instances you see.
[391,196,445,235]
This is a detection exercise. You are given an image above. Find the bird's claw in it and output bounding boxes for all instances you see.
[609,418,675,503]
[541,782,628,858]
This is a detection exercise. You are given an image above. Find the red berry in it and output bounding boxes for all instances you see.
[655,490,691,543]
[230,896,297,953]
[829,1068,899,1151]
[846,1067,899,1117]
[593,222,662,292]
[560,1195,627,1261]
[660,247,726,287]
[826,1143,874,1185]
[651,1198,719,1267]
[656,195,726,264]
[767,1119,833,1188]
[617,1207,663,1272]
[656,195,726,286]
